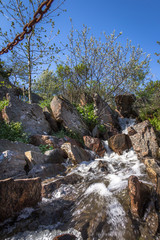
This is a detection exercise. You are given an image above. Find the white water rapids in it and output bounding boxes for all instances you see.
[3,118,152,240]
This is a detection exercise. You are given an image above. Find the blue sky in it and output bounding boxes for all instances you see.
[0,0,159,81]
[53,0,160,80]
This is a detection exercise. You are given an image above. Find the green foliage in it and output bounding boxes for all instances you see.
[39,144,54,154]
[52,128,84,145]
[137,80,160,131]
[0,121,29,143]
[0,98,9,111]
[148,111,160,131]
[98,124,106,134]
[76,103,98,130]
[39,98,52,111]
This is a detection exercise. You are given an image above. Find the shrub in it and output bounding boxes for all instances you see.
[0,98,9,111]
[0,121,29,143]
[148,111,160,131]
[39,98,52,111]
[76,103,98,130]
[39,144,54,154]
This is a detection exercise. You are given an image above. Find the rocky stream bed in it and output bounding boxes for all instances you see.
[0,118,159,240]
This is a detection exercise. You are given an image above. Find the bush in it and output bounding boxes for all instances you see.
[0,98,9,111]
[148,111,160,131]
[76,103,98,130]
[39,98,52,111]
[0,121,29,143]
[39,144,54,154]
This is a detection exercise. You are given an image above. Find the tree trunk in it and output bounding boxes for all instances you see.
[27,35,32,104]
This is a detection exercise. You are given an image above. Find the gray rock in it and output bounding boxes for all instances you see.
[50,96,90,137]
[128,120,159,159]
[2,94,51,135]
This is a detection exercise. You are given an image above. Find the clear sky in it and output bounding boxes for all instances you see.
[0,0,159,81]
[53,0,160,80]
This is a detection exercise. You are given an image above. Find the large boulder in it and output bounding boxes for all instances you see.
[50,96,90,137]
[25,151,48,169]
[28,163,66,179]
[143,158,160,184]
[0,150,27,180]
[2,94,51,135]
[83,136,106,157]
[0,177,41,222]
[0,139,41,153]
[93,94,121,134]
[29,134,65,148]
[108,133,132,155]
[61,143,91,164]
[128,175,151,218]
[42,173,83,198]
[43,107,59,132]
[115,94,138,118]
[127,120,159,159]
[44,149,65,164]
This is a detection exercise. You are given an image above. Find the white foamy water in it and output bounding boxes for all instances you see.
[3,117,149,240]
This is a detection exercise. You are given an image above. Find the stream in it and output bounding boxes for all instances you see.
[1,118,154,240]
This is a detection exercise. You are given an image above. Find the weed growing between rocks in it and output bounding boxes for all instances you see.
[39,144,54,154]
[0,98,9,111]
[0,121,29,143]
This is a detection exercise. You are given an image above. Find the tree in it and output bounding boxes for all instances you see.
[60,24,150,103]
[33,69,60,98]
[155,41,160,64]
[0,0,65,103]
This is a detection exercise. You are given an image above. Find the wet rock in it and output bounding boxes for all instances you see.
[43,106,59,132]
[29,134,65,148]
[97,160,109,173]
[42,173,83,198]
[25,151,48,168]
[50,96,90,137]
[93,93,121,132]
[146,208,159,236]
[83,136,106,157]
[127,120,159,159]
[0,139,41,153]
[61,143,91,165]
[53,234,76,240]
[2,94,51,135]
[0,150,27,180]
[115,94,138,118]
[28,163,66,179]
[108,133,132,155]
[144,158,160,183]
[44,149,65,164]
[128,175,151,218]
[0,177,41,222]
[63,135,83,148]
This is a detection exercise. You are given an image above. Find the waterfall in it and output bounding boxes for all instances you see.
[3,118,152,240]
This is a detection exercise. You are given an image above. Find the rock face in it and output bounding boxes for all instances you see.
[43,107,59,132]
[115,94,138,118]
[25,151,48,168]
[28,163,66,179]
[0,139,41,153]
[128,120,159,159]
[128,175,151,218]
[50,96,90,137]
[108,134,132,155]
[0,177,41,222]
[29,134,65,148]
[144,158,160,183]
[42,173,83,198]
[83,136,106,157]
[2,94,51,135]
[44,149,65,164]
[61,143,91,164]
[53,234,76,240]
[0,150,27,180]
[93,93,121,134]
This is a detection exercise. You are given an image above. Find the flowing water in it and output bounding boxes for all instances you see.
[1,118,153,240]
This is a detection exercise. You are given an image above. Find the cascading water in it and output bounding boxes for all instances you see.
[1,118,152,240]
